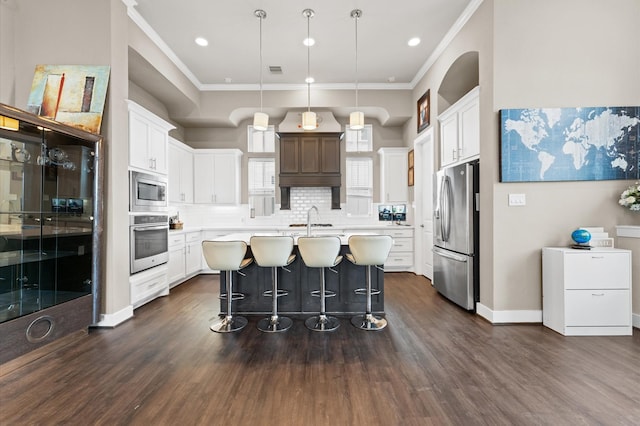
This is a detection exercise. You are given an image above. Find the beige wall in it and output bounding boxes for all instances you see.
[2,0,133,319]
[491,0,640,313]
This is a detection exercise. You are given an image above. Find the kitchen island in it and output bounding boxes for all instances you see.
[212,232,384,315]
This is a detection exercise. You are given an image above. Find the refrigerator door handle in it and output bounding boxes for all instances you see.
[433,246,468,263]
[441,176,452,242]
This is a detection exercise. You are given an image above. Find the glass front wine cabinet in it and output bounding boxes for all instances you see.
[0,103,102,364]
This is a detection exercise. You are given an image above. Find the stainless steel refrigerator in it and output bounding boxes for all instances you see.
[433,160,479,311]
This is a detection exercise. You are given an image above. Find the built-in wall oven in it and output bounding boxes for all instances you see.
[130,214,169,274]
[129,170,168,212]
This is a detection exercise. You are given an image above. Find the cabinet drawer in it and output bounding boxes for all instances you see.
[382,228,413,238]
[130,267,168,305]
[385,253,413,267]
[564,252,630,289]
[565,289,630,326]
[168,233,185,248]
[391,238,413,252]
[185,231,201,243]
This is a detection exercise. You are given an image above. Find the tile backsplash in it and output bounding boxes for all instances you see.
[169,187,404,227]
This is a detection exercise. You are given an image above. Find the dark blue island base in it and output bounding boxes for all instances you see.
[219,245,384,315]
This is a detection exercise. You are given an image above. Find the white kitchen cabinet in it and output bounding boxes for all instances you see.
[167,233,186,287]
[378,147,408,203]
[185,231,202,276]
[193,149,242,204]
[127,100,175,175]
[130,264,169,309]
[344,227,414,272]
[438,86,479,167]
[542,247,632,336]
[168,138,194,204]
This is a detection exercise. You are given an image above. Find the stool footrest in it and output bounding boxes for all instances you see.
[310,290,337,298]
[354,288,381,296]
[218,292,246,301]
[263,289,289,298]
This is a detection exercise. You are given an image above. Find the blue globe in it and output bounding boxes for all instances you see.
[571,229,591,244]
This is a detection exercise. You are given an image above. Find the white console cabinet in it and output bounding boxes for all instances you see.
[542,247,632,336]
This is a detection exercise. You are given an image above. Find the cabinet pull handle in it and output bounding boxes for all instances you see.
[591,293,605,296]
[591,256,604,259]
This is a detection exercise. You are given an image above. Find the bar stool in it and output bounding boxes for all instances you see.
[201,240,253,333]
[297,236,343,332]
[346,235,394,331]
[250,235,296,333]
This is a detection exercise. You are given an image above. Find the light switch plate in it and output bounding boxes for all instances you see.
[508,193,526,206]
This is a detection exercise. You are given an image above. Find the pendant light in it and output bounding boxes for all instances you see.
[252,9,269,131]
[349,9,364,130]
[302,8,316,130]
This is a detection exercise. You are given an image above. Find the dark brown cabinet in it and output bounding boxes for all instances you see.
[278,132,342,209]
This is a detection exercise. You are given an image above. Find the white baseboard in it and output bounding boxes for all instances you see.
[633,312,640,329]
[476,303,542,324]
[94,305,134,328]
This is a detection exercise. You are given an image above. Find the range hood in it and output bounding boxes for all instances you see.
[277,111,342,133]
[277,111,343,210]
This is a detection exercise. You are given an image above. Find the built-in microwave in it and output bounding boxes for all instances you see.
[129,170,168,212]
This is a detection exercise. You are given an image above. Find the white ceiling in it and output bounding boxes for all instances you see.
[129,0,476,90]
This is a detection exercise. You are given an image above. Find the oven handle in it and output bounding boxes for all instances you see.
[132,225,168,232]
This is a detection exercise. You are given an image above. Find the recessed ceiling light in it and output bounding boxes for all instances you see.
[195,37,209,47]
[305,76,314,84]
[408,37,421,47]
[303,37,315,47]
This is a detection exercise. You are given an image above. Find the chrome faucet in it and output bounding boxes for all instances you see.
[307,205,319,237]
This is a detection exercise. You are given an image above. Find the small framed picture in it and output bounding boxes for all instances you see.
[417,89,430,133]
[408,167,414,187]
[408,149,414,168]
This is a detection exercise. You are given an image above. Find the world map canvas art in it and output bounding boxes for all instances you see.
[500,106,640,182]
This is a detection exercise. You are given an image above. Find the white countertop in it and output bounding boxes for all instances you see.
[169,223,413,235]
[213,231,378,245]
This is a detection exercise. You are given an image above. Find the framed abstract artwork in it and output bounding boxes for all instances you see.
[26,64,110,134]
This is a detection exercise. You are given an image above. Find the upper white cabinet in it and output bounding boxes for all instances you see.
[193,149,242,205]
[127,100,175,175]
[168,138,194,204]
[378,147,409,203]
[438,86,479,167]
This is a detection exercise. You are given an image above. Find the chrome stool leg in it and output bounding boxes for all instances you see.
[351,265,387,331]
[257,266,292,332]
[305,267,340,332]
[210,270,248,333]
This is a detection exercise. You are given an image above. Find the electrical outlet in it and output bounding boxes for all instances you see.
[508,193,526,206]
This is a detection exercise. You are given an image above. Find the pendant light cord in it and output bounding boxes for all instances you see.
[259,13,263,112]
[306,11,311,113]
[354,11,359,109]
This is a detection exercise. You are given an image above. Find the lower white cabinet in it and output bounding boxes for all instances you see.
[380,227,414,271]
[167,231,202,287]
[344,227,414,272]
[542,247,632,336]
[185,231,202,276]
[130,265,169,309]
[168,233,186,287]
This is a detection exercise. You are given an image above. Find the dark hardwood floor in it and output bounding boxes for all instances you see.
[1,272,639,425]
